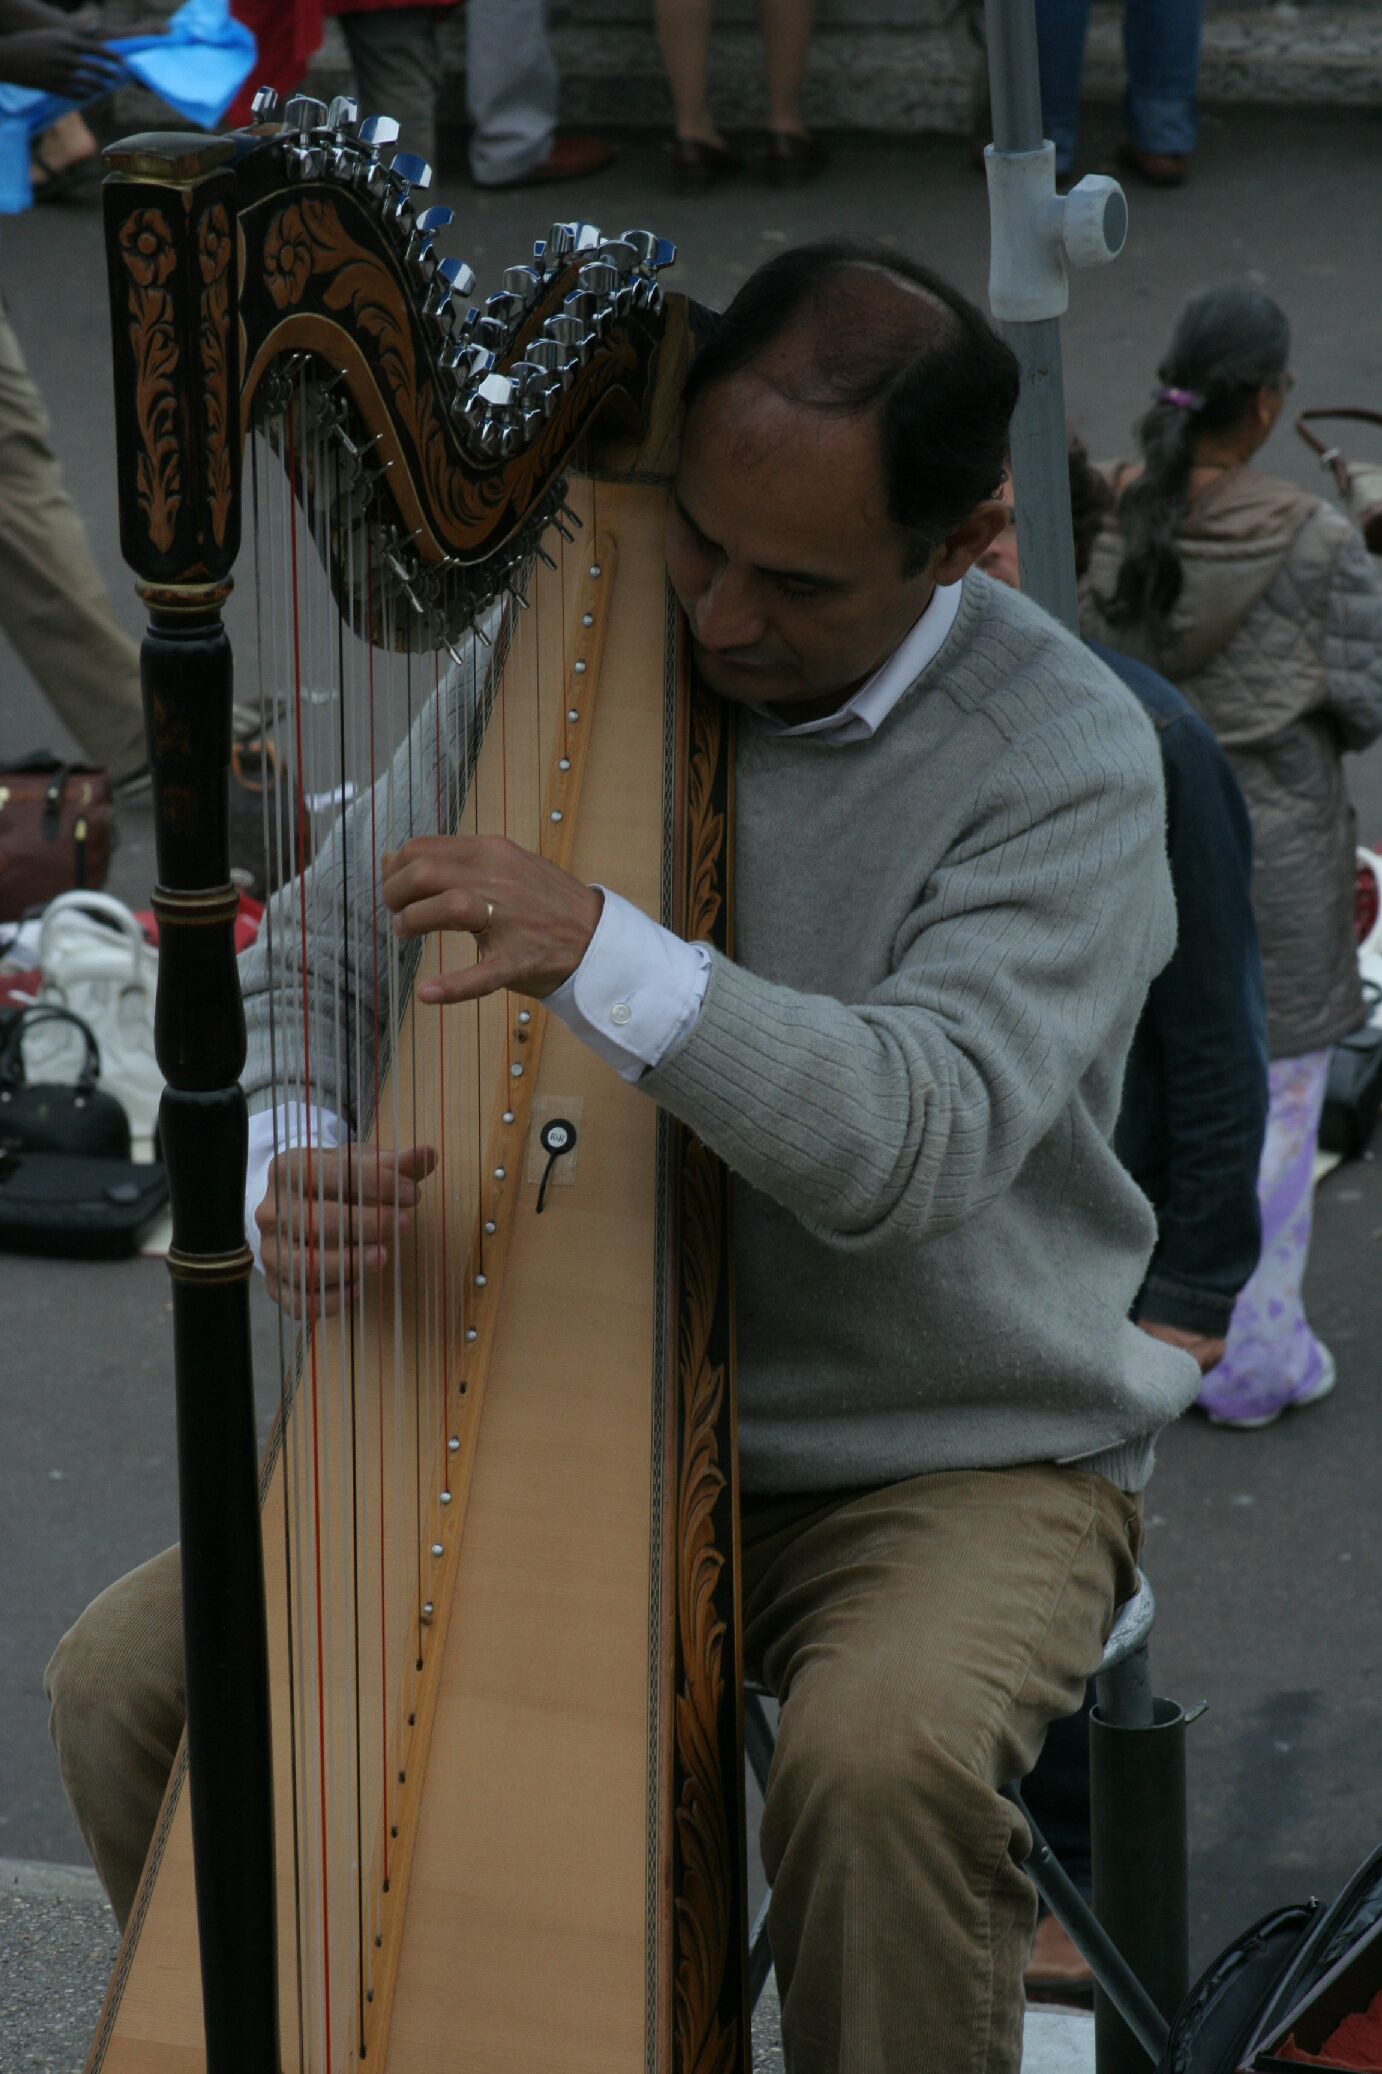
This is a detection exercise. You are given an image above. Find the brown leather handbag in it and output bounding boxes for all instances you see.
[1296,408,1382,554]
[0,755,112,922]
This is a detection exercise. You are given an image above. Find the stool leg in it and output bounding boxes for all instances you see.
[1091,1650,1190,2074]
[1006,1785,1170,2066]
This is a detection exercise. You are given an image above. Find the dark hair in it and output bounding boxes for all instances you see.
[1067,435,1114,581]
[1105,286,1291,632]
[682,241,1020,576]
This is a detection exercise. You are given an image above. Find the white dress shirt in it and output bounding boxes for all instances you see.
[243,581,961,1251]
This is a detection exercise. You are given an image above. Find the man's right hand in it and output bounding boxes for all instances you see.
[256,1144,438,1320]
[0,26,126,97]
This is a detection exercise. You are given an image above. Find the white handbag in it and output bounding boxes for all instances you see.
[24,890,163,1158]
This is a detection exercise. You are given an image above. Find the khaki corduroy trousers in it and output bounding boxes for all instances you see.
[46,1462,1139,2073]
[0,302,145,780]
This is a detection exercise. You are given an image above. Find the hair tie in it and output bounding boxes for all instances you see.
[1156,385,1203,413]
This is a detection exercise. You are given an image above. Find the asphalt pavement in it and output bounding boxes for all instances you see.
[4,105,1382,2065]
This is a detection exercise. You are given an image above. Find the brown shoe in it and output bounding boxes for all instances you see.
[1025,1913,1095,2002]
[1117,141,1188,188]
[495,134,613,189]
[760,130,830,185]
[667,135,743,194]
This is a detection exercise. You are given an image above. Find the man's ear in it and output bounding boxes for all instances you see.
[930,502,1010,586]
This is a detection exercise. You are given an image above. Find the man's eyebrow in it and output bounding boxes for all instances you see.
[673,490,851,592]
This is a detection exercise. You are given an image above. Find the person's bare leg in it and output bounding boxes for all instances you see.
[761,0,816,135]
[655,0,726,146]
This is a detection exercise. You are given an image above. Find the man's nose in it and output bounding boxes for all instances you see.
[691,564,766,653]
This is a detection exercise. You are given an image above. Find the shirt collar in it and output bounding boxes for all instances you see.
[750,579,963,746]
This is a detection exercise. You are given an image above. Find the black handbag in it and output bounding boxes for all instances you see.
[0,1147,168,1259]
[1319,990,1382,1161]
[0,1005,131,1159]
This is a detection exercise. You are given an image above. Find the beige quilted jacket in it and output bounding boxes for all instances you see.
[1082,467,1382,1058]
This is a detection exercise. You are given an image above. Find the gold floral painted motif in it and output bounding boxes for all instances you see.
[119,207,181,555]
[198,202,234,547]
[672,677,740,2074]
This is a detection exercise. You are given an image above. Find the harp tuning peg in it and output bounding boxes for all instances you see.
[326,95,358,135]
[544,222,576,259]
[543,313,585,345]
[622,228,677,272]
[416,205,455,237]
[358,114,401,154]
[571,222,603,251]
[461,344,497,380]
[527,338,571,384]
[484,289,526,326]
[250,85,279,122]
[502,264,544,301]
[437,256,477,298]
[597,239,638,275]
[284,95,329,135]
[577,260,620,297]
[389,151,433,192]
[475,371,515,410]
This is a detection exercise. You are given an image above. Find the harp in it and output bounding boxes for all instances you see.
[93,95,747,2074]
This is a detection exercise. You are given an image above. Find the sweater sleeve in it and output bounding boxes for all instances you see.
[642,692,1174,1250]
[240,643,487,1125]
[1320,525,1382,750]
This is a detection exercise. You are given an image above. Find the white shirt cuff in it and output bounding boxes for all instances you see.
[244,1103,350,1271]
[545,888,711,1082]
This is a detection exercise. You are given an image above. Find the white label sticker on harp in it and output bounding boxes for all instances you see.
[526,1093,586,1192]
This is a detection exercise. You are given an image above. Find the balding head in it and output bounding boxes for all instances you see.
[682,243,1019,575]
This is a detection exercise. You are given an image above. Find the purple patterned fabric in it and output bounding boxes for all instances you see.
[1197,1049,1333,1425]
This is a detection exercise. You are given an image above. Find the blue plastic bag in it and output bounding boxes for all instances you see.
[0,0,257,214]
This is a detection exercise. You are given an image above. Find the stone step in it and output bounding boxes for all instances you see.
[292,3,1382,136]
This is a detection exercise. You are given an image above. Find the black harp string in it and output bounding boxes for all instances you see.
[251,420,311,2074]
[326,410,368,2056]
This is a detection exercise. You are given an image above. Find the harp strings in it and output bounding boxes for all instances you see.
[249,367,559,2068]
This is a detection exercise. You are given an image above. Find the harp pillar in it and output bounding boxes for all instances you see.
[104,137,279,2074]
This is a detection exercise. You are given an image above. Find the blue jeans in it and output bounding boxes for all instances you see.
[1036,0,1203,172]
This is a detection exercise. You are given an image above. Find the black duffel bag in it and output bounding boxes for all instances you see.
[0,1147,168,1259]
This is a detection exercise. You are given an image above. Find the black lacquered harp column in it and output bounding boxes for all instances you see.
[103,135,279,2074]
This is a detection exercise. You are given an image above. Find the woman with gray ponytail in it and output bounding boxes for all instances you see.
[1084,284,1382,1428]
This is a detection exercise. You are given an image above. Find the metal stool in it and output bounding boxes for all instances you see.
[743,1569,1189,2072]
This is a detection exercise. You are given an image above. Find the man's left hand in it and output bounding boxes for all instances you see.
[1136,1317,1226,1375]
[381,834,602,1007]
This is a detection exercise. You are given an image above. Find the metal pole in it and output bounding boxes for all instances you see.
[1090,1695,1191,2074]
[982,0,1128,631]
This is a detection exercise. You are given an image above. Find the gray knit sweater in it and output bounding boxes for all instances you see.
[242,573,1200,1497]
[644,572,1199,1494]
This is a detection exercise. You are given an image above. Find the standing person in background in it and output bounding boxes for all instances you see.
[655,0,825,190]
[982,440,1269,1988]
[1083,285,1382,1430]
[0,2,146,783]
[1034,0,1203,185]
[224,0,610,191]
[460,0,610,189]
[336,0,611,189]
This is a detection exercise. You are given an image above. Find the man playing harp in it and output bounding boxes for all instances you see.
[49,244,1198,2073]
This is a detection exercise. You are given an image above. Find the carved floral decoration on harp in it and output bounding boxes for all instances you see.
[255,195,645,567]
[197,203,234,549]
[675,1137,737,2074]
[118,208,182,556]
[673,681,740,2074]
